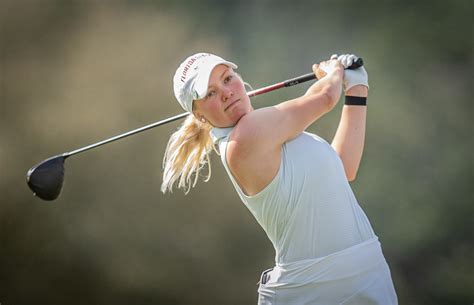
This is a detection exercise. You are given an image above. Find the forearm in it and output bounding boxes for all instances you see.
[331,86,368,181]
[272,67,343,145]
[304,67,343,107]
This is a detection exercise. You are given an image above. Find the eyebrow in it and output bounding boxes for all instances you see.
[208,68,230,89]
[219,69,228,80]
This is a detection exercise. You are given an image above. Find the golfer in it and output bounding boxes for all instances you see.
[162,52,398,304]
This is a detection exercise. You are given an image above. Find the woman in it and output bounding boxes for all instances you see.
[162,52,398,304]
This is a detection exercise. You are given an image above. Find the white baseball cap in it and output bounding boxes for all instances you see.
[173,53,238,112]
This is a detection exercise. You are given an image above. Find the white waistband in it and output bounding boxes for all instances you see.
[265,237,385,288]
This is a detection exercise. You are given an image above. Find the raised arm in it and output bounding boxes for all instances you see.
[330,54,369,181]
[331,86,368,181]
[226,58,344,195]
[234,59,344,147]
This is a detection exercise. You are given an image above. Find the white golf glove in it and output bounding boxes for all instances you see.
[332,54,369,92]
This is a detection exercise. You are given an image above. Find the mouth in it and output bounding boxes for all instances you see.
[224,99,240,111]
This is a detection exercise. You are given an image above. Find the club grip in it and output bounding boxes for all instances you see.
[282,57,364,88]
[348,57,364,69]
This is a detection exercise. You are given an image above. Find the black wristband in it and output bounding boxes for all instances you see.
[345,96,367,106]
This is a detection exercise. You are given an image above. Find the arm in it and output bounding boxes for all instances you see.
[331,85,368,181]
[330,54,369,181]
[226,59,344,195]
[234,59,344,147]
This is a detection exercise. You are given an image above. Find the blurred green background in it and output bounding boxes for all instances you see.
[1,0,472,304]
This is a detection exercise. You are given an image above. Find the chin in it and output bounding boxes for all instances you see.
[232,110,250,125]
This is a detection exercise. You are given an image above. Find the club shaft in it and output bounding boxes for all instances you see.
[64,112,190,157]
[63,74,313,157]
[64,58,363,157]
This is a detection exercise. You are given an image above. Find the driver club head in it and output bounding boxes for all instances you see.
[26,155,67,201]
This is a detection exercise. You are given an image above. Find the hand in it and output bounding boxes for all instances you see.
[334,54,369,92]
[313,57,343,80]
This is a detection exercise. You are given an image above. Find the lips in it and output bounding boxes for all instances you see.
[224,99,240,111]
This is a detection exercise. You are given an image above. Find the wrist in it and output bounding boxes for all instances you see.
[327,67,344,87]
[345,85,368,97]
[333,66,344,76]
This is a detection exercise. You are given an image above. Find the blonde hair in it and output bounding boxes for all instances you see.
[161,114,216,194]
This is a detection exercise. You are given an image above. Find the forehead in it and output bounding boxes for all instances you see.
[208,64,232,83]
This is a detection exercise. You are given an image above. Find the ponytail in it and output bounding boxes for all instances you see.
[161,115,216,194]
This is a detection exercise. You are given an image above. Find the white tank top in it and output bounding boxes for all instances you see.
[210,127,376,264]
[210,127,398,304]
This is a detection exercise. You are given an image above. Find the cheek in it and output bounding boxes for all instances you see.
[207,100,223,114]
[234,81,246,94]
[201,100,225,124]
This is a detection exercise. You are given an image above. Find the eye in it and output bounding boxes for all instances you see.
[224,75,233,83]
[206,90,216,99]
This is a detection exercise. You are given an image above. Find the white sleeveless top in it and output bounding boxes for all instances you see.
[210,127,398,305]
[211,127,376,263]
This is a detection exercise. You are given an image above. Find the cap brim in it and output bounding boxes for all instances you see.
[193,61,238,100]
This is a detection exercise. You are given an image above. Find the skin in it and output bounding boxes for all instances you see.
[193,64,253,128]
[193,61,368,196]
[332,85,368,181]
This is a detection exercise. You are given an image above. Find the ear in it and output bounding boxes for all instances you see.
[192,110,201,120]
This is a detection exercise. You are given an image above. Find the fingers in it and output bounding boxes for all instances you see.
[338,54,352,68]
[313,63,326,80]
[314,53,358,79]
[325,53,367,91]
[337,53,359,69]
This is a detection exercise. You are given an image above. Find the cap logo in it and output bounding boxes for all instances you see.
[180,53,210,83]
[180,57,196,83]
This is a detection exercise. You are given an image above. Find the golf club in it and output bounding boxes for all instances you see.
[26,58,363,201]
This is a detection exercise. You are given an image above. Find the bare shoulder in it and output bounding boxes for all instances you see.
[225,109,281,196]
[231,107,282,145]
[228,108,281,158]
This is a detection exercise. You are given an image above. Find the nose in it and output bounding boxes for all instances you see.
[222,87,234,102]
